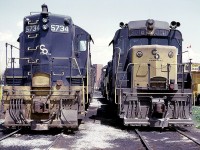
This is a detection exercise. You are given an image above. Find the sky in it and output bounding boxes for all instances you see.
[0,0,200,74]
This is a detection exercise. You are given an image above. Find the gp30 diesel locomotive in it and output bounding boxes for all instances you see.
[105,19,193,128]
[2,4,94,130]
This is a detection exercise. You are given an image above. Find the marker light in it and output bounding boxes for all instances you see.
[42,24,49,30]
[168,51,174,58]
[42,18,48,23]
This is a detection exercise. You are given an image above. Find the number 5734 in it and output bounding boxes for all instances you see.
[50,24,68,33]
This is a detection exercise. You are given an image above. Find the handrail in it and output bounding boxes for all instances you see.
[6,43,20,50]
[86,48,89,104]
[119,63,134,112]
[5,57,31,86]
[6,57,31,68]
[71,57,85,104]
[28,20,39,25]
[28,46,39,51]
[51,57,85,104]
[120,63,134,88]
[120,62,184,88]
[28,34,38,39]
[5,43,20,69]
[51,57,69,60]
[53,72,64,76]
[28,59,39,64]
[3,89,84,92]
[115,47,121,104]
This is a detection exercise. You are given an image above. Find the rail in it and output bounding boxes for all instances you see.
[175,128,200,146]
[46,133,63,150]
[0,128,21,141]
[135,129,152,150]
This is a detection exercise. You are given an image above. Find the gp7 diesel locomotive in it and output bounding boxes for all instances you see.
[2,4,94,130]
[107,19,193,128]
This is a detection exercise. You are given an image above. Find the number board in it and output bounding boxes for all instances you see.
[50,24,69,33]
[154,29,169,36]
[129,29,147,36]
[129,29,169,37]
[25,25,39,33]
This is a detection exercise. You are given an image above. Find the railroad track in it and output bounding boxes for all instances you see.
[175,128,200,146]
[134,129,153,150]
[0,128,21,141]
[46,133,63,150]
[133,127,200,150]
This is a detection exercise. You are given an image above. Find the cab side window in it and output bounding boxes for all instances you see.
[79,40,87,51]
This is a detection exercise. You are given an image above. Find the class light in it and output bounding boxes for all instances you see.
[64,18,70,26]
[176,22,180,27]
[119,22,124,28]
[25,18,30,25]
[171,21,176,26]
[170,21,181,29]
[42,24,49,30]
[42,18,48,23]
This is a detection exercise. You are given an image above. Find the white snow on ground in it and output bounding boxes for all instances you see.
[0,119,4,124]
[67,122,135,150]
[0,135,53,148]
[65,93,136,149]
[166,136,192,143]
[89,98,102,108]
[160,137,170,141]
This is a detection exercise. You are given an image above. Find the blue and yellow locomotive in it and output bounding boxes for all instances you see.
[106,20,193,128]
[2,4,94,130]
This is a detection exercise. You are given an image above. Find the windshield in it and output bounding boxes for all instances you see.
[129,37,169,48]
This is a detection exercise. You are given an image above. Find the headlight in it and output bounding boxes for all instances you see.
[25,18,30,25]
[168,51,174,58]
[155,54,160,59]
[42,18,48,23]
[136,51,143,58]
[42,24,49,30]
